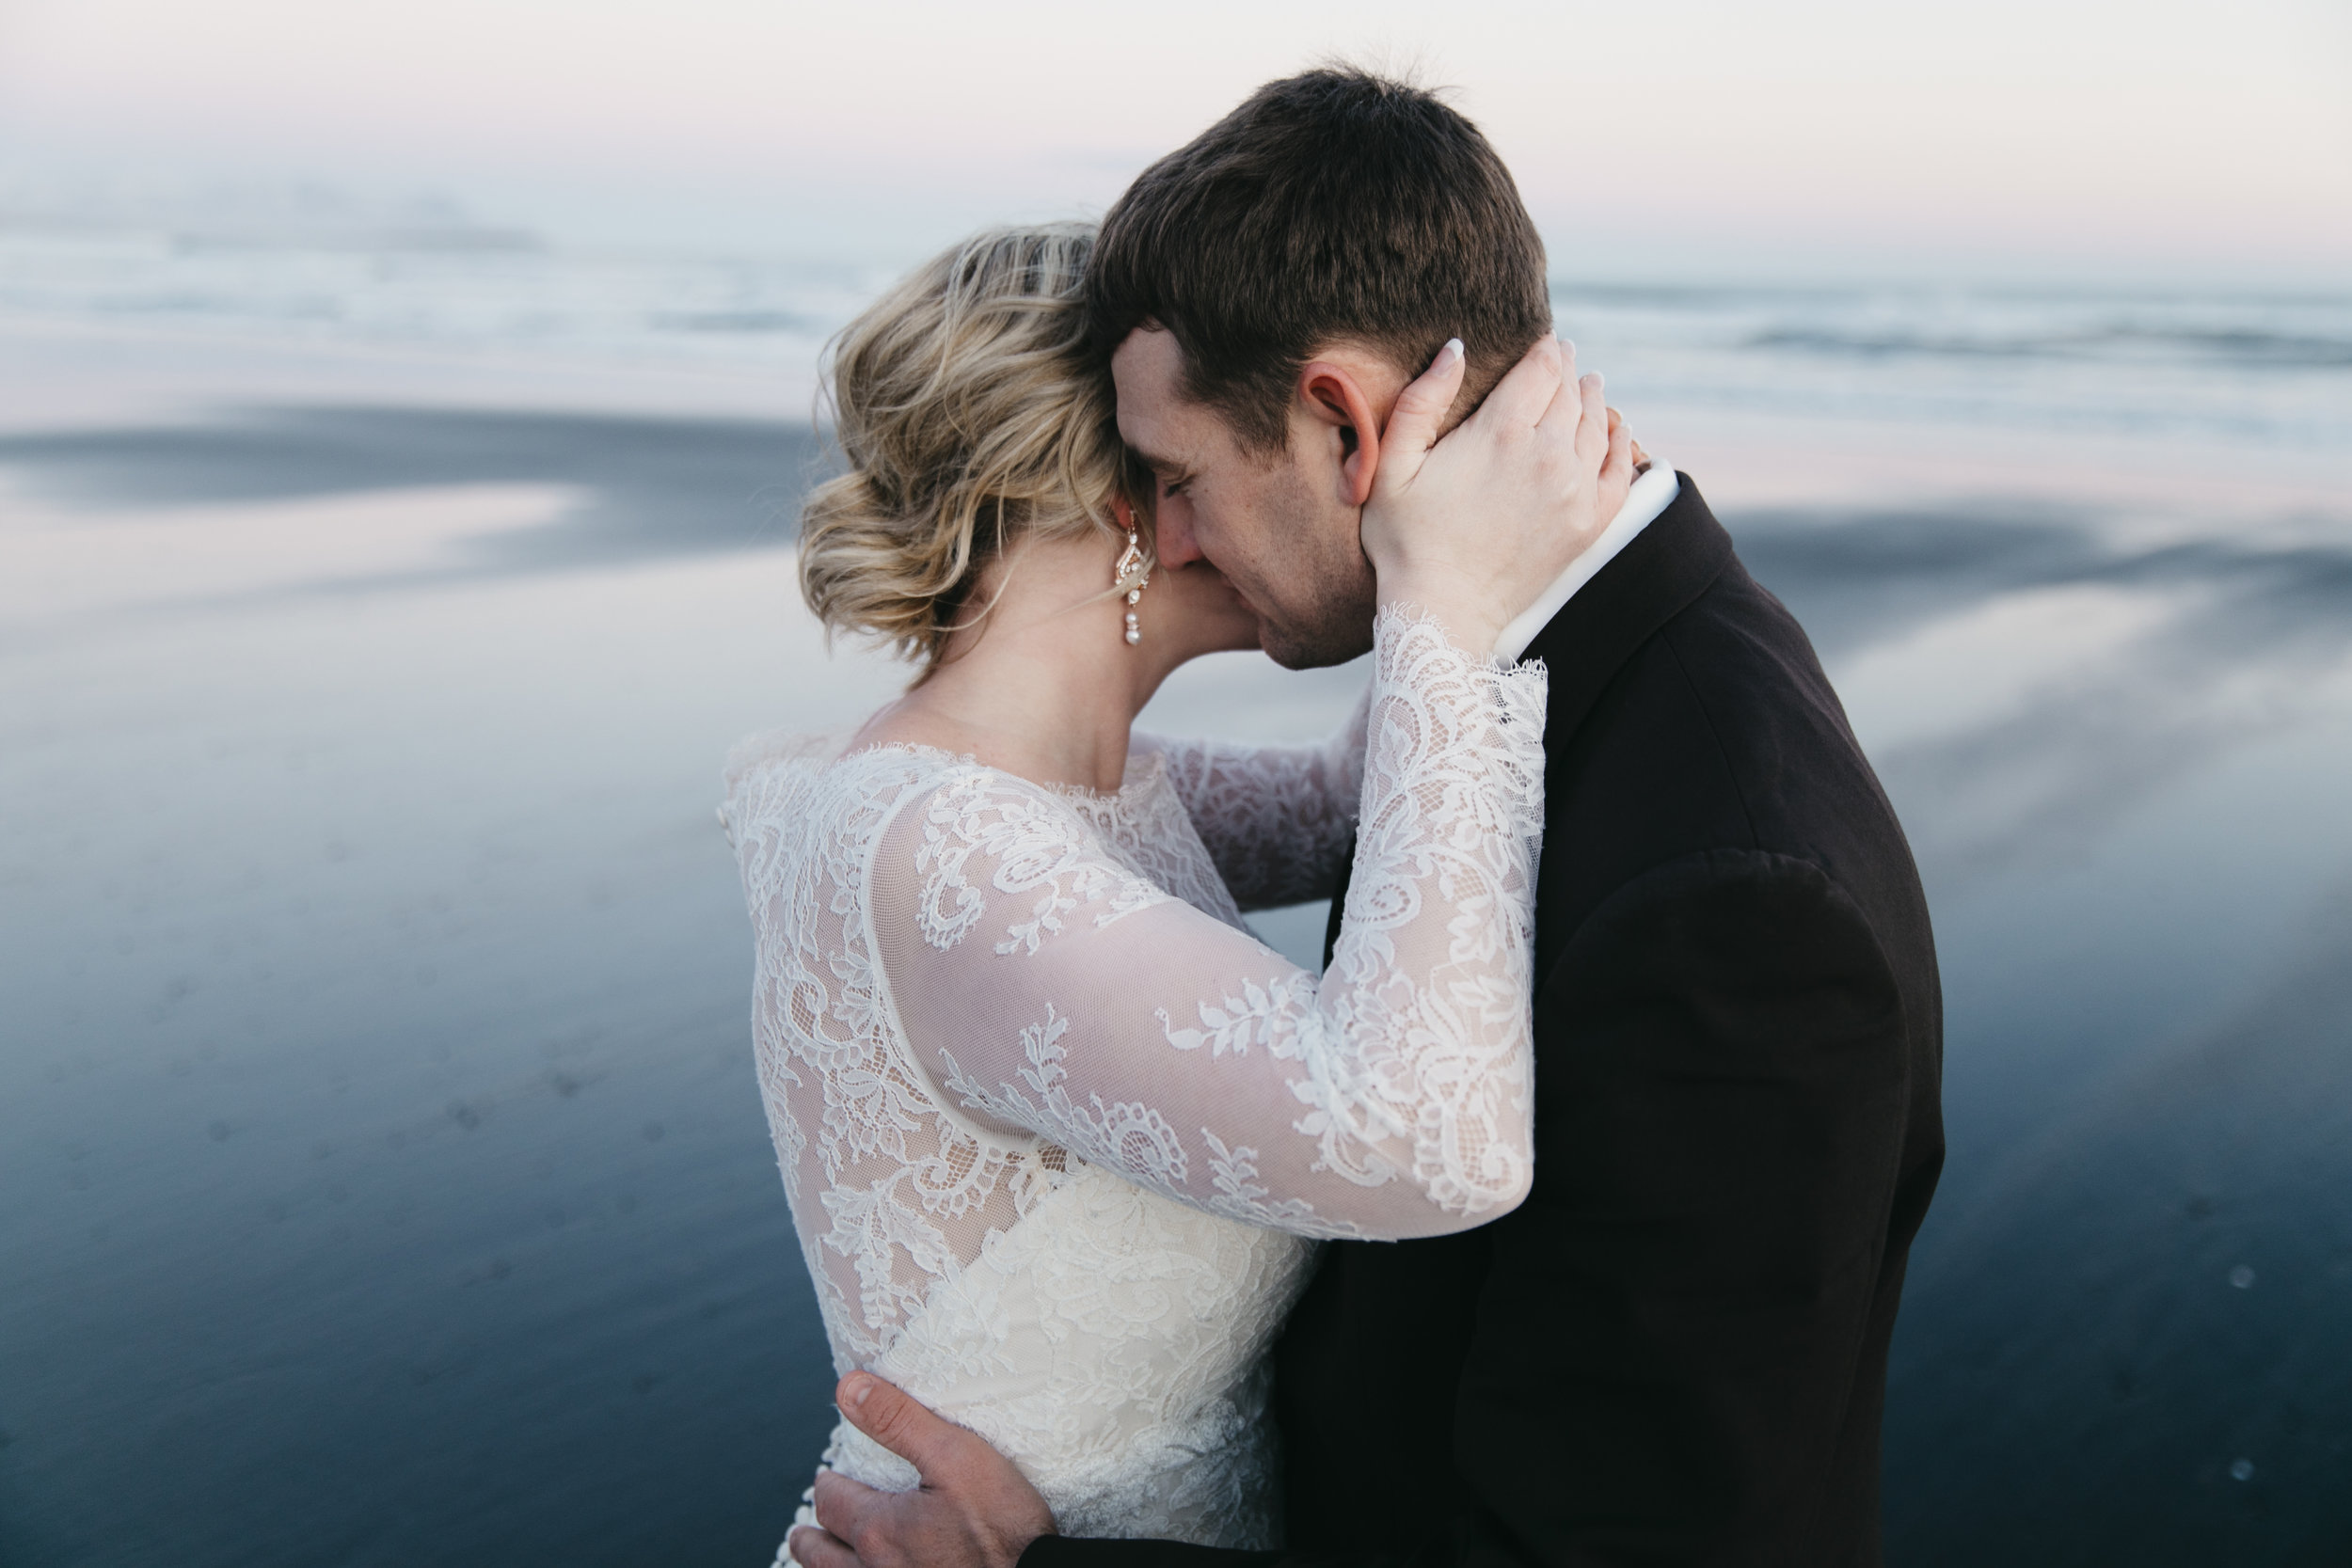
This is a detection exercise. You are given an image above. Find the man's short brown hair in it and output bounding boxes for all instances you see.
[1088,67,1554,454]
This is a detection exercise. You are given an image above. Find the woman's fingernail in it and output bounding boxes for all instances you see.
[842,1373,873,1410]
[1442,337,1464,364]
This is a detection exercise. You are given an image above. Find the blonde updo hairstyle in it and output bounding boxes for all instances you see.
[799,223,1149,673]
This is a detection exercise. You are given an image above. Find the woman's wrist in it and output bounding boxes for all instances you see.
[1375,578,1508,658]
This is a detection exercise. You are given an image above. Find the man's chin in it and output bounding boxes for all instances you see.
[1258,617,1376,673]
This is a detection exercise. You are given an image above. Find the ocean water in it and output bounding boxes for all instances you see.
[2,218,2349,1565]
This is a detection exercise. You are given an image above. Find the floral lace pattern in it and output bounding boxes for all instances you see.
[1136,684,1370,912]
[720,608,1547,1563]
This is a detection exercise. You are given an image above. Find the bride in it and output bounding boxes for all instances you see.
[721,223,1630,1566]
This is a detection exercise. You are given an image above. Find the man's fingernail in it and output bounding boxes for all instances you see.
[1442,337,1463,364]
[842,1373,873,1410]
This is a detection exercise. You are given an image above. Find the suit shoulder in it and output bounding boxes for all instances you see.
[1653,559,1903,854]
[1538,552,1934,1000]
[1661,562,1853,753]
[1553,560,1871,858]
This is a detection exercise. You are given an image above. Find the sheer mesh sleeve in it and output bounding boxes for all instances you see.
[871,608,1547,1241]
[1133,681,1372,911]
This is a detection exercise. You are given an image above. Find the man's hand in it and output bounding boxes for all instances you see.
[1616,410,1651,481]
[1361,334,1637,653]
[787,1372,1056,1568]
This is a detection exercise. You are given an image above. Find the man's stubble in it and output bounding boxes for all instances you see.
[1232,458,1380,673]
[1258,575,1378,671]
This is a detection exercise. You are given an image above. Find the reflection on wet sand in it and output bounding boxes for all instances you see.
[1886,895,2352,1563]
[1740,499,2352,1561]
[0,406,828,578]
[1747,506,2352,876]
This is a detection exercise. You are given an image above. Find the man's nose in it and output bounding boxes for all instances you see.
[1153,499,1204,569]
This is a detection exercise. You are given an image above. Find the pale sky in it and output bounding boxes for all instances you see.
[3,0,2348,281]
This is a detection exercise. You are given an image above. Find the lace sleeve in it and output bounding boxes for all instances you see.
[1133,682,1371,911]
[870,607,1547,1241]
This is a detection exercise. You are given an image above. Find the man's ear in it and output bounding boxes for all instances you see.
[1296,360,1383,508]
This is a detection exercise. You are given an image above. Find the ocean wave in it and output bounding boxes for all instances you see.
[650,309,817,335]
[166,223,544,256]
[1745,325,2352,370]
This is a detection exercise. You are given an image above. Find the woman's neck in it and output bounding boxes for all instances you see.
[853,535,1193,796]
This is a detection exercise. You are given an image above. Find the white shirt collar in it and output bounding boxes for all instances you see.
[1493,463,1679,663]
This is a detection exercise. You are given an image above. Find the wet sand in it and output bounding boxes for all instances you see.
[3,390,2350,1565]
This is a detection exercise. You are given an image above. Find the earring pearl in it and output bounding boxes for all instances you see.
[1114,527,1149,647]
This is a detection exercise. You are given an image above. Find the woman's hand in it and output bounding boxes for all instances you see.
[1359,335,1636,654]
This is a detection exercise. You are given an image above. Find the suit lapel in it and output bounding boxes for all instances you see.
[1323,475,1735,970]
[1519,473,1735,745]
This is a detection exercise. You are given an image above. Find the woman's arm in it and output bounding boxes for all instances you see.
[1130,681,1371,911]
[873,608,1545,1240]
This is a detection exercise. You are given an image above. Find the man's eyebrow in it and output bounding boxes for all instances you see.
[1125,443,1184,476]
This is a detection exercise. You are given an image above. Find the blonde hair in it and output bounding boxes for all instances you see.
[799,223,1145,670]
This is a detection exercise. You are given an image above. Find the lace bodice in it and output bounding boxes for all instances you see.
[721,609,1549,1557]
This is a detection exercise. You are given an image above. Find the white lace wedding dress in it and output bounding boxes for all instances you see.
[719,610,1549,1562]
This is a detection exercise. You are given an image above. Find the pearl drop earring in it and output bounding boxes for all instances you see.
[1114,529,1149,646]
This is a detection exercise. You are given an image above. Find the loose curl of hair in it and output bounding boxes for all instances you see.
[799,223,1148,673]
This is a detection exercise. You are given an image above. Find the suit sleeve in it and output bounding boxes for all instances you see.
[1023,847,1914,1568]
[1454,847,1915,1564]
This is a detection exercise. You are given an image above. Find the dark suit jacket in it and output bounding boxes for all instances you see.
[1026,478,1944,1567]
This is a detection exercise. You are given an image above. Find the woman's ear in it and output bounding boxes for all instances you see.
[1296,360,1383,508]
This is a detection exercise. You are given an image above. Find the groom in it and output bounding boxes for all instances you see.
[792,68,1944,1568]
